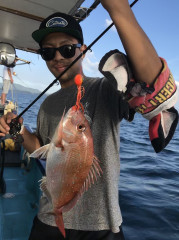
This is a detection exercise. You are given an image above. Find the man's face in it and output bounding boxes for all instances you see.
[41,32,86,88]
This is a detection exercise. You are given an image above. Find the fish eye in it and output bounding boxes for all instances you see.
[77,124,86,132]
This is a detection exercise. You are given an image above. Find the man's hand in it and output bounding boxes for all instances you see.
[0,113,41,154]
[0,112,23,137]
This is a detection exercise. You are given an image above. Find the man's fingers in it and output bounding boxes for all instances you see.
[0,113,18,135]
[0,121,9,135]
[0,130,7,136]
[0,115,9,131]
[18,117,23,125]
[6,112,16,124]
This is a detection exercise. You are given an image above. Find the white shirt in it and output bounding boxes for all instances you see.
[3,66,13,80]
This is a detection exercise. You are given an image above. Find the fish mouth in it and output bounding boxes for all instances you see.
[55,127,75,148]
[55,138,74,148]
[55,138,69,149]
[61,139,68,147]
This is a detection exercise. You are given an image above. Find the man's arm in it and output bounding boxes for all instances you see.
[100,0,162,85]
[20,127,41,154]
[7,68,14,84]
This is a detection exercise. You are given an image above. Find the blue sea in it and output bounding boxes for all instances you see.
[9,91,179,240]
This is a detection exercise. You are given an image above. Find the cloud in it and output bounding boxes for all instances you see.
[82,50,103,78]
[175,81,179,87]
[105,19,117,32]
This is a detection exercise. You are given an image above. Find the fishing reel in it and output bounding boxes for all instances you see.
[9,118,24,143]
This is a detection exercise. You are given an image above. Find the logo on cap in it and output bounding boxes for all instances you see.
[46,17,68,28]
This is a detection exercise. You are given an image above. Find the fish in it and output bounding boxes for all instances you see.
[30,106,102,238]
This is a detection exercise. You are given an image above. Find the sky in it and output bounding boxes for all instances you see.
[0,0,179,103]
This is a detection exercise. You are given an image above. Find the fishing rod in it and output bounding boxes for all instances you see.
[9,0,139,136]
[16,57,31,64]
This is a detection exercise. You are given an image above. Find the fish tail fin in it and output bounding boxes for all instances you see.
[55,212,66,238]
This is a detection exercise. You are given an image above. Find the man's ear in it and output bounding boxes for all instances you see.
[80,44,87,59]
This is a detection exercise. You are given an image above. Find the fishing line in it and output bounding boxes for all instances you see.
[10,0,139,134]
[15,74,32,89]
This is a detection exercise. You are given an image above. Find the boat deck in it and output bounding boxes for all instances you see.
[0,151,43,240]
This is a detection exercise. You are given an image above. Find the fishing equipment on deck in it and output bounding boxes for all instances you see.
[0,138,21,151]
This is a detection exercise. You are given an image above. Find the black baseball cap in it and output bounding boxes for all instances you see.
[32,12,84,45]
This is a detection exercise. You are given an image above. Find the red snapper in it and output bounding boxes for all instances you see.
[30,107,102,238]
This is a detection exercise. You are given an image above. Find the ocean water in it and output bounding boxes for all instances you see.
[120,117,179,240]
[8,91,179,240]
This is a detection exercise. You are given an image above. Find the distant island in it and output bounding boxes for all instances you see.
[0,82,42,94]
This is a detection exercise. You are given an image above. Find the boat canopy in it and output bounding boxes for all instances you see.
[0,0,100,53]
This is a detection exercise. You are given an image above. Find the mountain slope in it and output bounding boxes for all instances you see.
[0,82,41,94]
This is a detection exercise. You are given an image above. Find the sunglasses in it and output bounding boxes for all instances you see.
[38,44,82,61]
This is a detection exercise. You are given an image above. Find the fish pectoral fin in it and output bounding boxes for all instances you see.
[82,155,103,192]
[30,144,50,160]
[39,176,52,202]
[55,210,66,238]
[92,155,103,177]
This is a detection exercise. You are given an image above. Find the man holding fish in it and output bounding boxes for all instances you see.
[0,0,178,239]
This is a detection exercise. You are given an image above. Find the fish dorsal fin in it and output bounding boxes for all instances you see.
[80,155,103,194]
[30,144,50,160]
[39,176,52,202]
